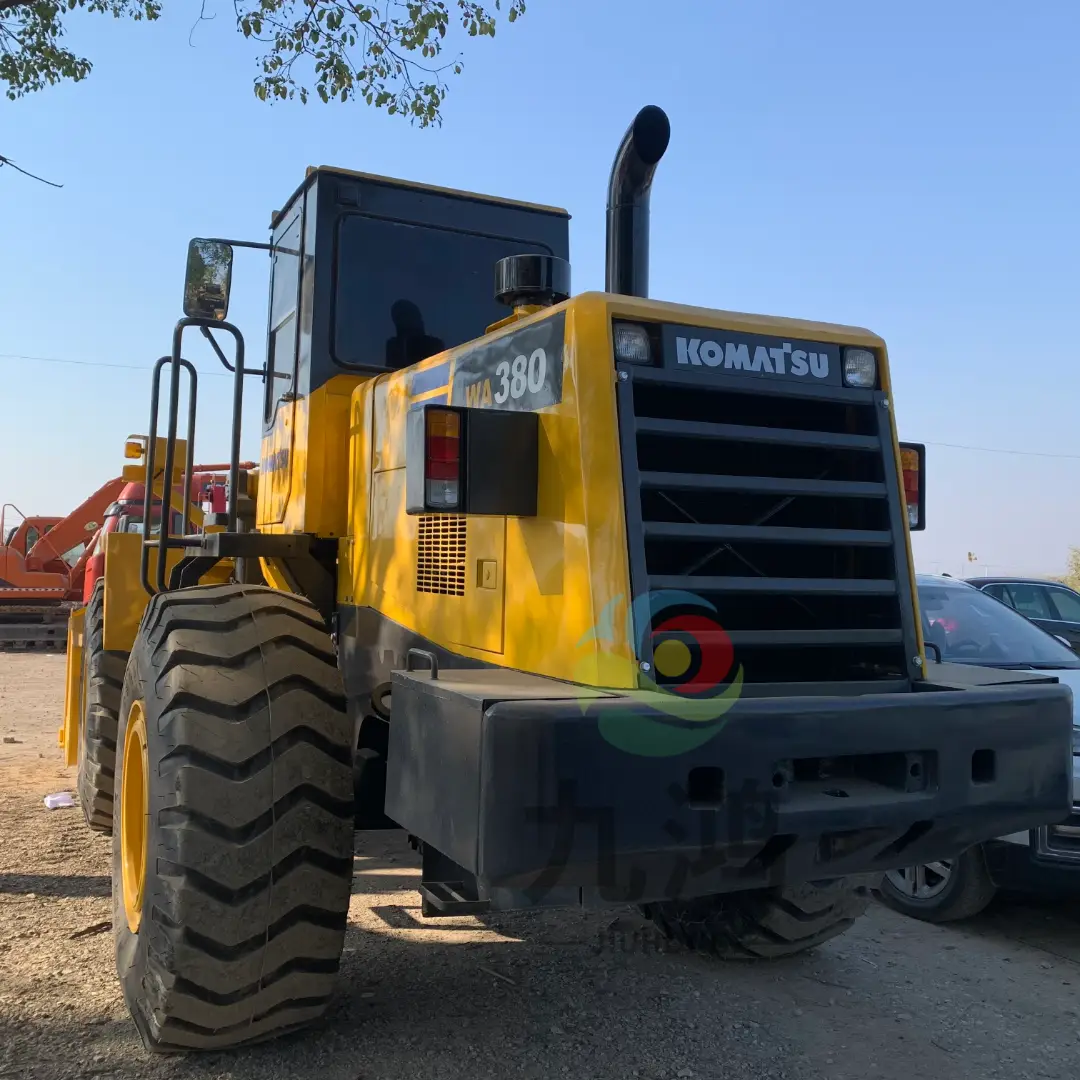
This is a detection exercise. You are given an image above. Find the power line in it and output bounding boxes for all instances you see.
[923,440,1080,461]
[4,350,1080,462]
[0,352,231,377]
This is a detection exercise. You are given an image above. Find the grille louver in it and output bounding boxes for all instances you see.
[416,514,467,596]
[617,364,915,688]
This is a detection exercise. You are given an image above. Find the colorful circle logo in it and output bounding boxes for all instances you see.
[575,590,745,757]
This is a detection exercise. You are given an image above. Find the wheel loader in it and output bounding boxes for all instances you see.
[62,105,1074,1053]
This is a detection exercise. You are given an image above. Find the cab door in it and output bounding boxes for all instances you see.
[259,207,304,525]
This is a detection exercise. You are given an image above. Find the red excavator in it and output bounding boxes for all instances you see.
[2,466,237,648]
[0,478,125,648]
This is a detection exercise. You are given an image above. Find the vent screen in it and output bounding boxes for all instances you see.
[416,515,467,596]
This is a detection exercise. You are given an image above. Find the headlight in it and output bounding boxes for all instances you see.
[843,347,877,388]
[613,322,653,364]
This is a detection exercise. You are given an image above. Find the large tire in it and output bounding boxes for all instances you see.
[112,583,355,1052]
[77,579,126,833]
[641,878,872,960]
[876,846,997,924]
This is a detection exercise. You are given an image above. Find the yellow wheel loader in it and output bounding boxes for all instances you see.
[74,105,1073,1052]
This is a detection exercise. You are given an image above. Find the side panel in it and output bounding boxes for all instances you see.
[101,532,232,652]
[260,405,295,525]
[103,532,162,652]
[366,466,506,654]
[343,296,638,687]
[257,375,364,537]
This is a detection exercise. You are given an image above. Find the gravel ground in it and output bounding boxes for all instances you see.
[3,651,1080,1080]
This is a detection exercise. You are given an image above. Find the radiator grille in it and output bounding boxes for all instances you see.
[618,365,915,687]
[416,515,467,596]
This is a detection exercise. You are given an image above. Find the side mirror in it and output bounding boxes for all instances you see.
[898,441,926,532]
[183,238,233,321]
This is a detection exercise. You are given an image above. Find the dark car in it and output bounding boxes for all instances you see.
[966,576,1080,653]
[876,575,1080,923]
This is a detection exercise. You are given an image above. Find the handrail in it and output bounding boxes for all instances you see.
[140,353,198,596]
[140,317,250,596]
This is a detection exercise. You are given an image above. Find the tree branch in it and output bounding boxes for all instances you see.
[3,0,526,126]
[189,0,216,46]
[0,153,63,186]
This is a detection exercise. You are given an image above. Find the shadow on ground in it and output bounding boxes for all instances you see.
[947,891,1080,965]
[0,872,111,898]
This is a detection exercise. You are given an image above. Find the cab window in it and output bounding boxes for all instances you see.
[264,211,303,422]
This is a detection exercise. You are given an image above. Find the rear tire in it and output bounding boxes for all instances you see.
[641,878,872,960]
[112,583,355,1052]
[77,579,126,833]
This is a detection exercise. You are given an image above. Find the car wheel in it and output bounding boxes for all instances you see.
[877,845,997,923]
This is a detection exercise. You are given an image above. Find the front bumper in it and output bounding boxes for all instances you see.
[384,668,1074,909]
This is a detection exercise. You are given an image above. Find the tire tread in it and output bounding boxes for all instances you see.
[642,878,871,960]
[78,579,127,833]
[113,584,353,1053]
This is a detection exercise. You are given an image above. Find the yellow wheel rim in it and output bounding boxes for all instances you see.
[120,700,149,934]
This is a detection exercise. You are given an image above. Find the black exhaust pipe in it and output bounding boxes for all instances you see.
[605,105,671,298]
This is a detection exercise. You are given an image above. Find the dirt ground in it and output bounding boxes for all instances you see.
[2,653,1080,1080]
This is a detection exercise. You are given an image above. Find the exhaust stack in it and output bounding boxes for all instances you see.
[605,105,671,298]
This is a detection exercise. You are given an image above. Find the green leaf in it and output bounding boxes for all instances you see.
[1,0,531,134]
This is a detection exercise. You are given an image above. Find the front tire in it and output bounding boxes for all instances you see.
[641,878,872,960]
[77,579,126,833]
[112,584,355,1052]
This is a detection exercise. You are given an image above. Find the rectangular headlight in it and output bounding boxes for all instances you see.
[613,322,653,364]
[843,347,877,388]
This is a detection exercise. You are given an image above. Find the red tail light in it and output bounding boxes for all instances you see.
[406,402,538,517]
[424,408,462,510]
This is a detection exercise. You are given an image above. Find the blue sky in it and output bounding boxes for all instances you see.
[2,1,1078,577]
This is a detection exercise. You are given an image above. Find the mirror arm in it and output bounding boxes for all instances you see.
[200,325,236,372]
[200,325,288,380]
[197,236,300,257]
[199,237,276,253]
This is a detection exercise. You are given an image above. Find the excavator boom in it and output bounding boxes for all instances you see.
[0,477,125,649]
[24,477,125,571]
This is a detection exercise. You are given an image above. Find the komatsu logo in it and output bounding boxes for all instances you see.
[675,337,830,379]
